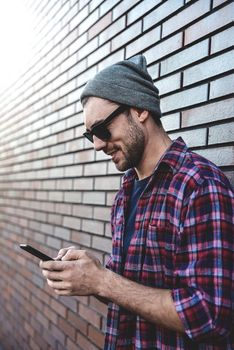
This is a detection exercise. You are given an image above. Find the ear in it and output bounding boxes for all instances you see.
[134,109,149,123]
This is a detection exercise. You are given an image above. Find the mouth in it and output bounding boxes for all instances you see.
[106,150,119,163]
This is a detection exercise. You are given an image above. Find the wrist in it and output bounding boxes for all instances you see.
[96,267,113,299]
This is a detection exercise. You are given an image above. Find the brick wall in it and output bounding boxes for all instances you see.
[0,0,233,349]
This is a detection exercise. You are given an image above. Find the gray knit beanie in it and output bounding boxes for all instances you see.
[80,55,161,119]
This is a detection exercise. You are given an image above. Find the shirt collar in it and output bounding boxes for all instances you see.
[122,137,188,184]
[156,137,188,175]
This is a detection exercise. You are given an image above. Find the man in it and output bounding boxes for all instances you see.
[40,55,234,349]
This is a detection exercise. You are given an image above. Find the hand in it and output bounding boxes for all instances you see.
[39,248,105,296]
[54,245,76,260]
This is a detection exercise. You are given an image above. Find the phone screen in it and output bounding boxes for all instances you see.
[20,244,54,261]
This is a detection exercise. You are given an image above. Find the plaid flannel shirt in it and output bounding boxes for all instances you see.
[105,138,234,350]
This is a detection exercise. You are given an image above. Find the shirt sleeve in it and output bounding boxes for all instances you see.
[171,178,234,342]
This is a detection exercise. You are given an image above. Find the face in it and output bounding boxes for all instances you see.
[83,97,145,172]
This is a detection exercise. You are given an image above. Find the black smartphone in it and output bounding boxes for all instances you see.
[20,244,54,261]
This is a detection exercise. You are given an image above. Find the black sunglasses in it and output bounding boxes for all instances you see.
[83,105,128,143]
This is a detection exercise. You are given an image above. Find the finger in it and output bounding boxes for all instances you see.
[54,289,72,296]
[47,279,70,291]
[42,270,63,281]
[62,249,85,261]
[39,260,65,271]
[54,246,76,260]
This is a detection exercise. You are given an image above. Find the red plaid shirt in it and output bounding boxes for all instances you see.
[105,138,234,349]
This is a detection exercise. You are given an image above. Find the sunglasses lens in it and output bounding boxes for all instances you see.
[94,126,111,141]
[83,127,111,143]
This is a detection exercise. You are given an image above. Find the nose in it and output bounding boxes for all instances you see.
[93,135,107,151]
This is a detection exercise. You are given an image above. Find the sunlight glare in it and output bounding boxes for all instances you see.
[0,0,35,92]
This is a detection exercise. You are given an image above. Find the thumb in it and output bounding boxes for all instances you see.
[61,249,84,261]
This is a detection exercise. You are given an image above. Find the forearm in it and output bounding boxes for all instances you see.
[98,268,185,333]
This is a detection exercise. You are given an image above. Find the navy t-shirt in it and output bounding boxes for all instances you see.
[123,176,149,257]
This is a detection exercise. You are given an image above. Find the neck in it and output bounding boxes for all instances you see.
[135,127,172,180]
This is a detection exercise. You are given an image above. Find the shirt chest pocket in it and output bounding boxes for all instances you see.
[143,222,177,287]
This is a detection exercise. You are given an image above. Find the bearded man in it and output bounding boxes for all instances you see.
[40,55,234,350]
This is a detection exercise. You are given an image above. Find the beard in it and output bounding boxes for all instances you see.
[112,114,145,172]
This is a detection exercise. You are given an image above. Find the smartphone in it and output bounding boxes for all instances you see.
[20,244,54,261]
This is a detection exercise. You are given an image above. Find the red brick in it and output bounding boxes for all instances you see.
[88,325,105,349]
[185,2,234,44]
[50,298,67,318]
[59,295,78,311]
[66,338,81,350]
[43,304,58,324]
[50,323,66,346]
[67,310,88,336]
[79,304,101,328]
[99,17,125,46]
[58,316,76,341]
[77,332,99,350]
[89,296,108,317]
[88,12,112,39]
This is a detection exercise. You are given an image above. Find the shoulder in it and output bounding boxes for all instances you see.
[176,148,232,193]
